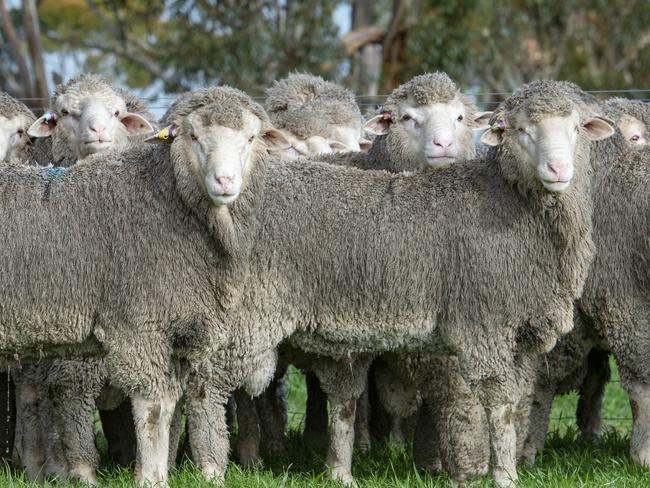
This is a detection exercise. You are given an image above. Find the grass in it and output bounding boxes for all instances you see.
[0,359,642,487]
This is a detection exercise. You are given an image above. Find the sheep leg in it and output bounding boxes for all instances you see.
[256,374,288,454]
[413,400,442,473]
[577,348,610,442]
[49,382,100,485]
[628,381,650,467]
[303,372,329,451]
[354,384,371,454]
[327,394,357,485]
[132,394,177,487]
[485,403,518,487]
[186,384,229,482]
[423,357,489,483]
[234,388,262,467]
[13,378,46,482]
[99,400,137,467]
[519,387,554,466]
[312,355,373,485]
[168,400,183,470]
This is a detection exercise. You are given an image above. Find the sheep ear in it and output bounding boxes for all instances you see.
[583,116,615,141]
[480,128,503,146]
[359,138,372,151]
[473,111,493,130]
[144,125,179,144]
[364,114,391,135]
[328,140,348,151]
[27,113,57,138]
[262,128,291,151]
[120,113,154,135]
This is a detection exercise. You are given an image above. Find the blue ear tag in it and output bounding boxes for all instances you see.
[43,112,57,124]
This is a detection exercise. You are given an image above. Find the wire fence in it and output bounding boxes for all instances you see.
[11,88,650,113]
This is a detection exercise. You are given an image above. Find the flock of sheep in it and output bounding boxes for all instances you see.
[0,70,647,487]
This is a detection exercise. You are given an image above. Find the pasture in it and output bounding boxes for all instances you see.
[0,361,639,487]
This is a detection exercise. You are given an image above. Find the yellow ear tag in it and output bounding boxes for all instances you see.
[158,127,171,140]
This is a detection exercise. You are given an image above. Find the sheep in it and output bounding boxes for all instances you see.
[323,72,492,172]
[27,73,154,166]
[227,73,376,466]
[313,72,494,480]
[265,72,371,156]
[9,76,159,485]
[0,92,37,164]
[0,85,298,486]
[170,80,613,487]
[517,97,650,466]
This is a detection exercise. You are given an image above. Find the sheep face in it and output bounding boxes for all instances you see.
[170,107,287,206]
[482,109,614,192]
[28,88,153,159]
[365,95,491,169]
[618,115,647,147]
[0,113,33,162]
[274,124,369,160]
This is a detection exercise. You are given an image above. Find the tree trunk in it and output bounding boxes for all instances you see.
[0,0,33,99]
[380,0,416,94]
[23,0,49,102]
[350,0,381,96]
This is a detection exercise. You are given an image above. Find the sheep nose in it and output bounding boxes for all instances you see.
[433,137,453,148]
[214,175,235,192]
[547,162,563,176]
[89,122,107,135]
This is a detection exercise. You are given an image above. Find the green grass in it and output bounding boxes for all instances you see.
[0,360,642,487]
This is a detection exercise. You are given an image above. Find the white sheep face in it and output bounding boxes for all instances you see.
[0,114,32,162]
[619,115,647,147]
[275,124,369,160]
[28,88,153,159]
[482,109,614,192]
[365,96,492,169]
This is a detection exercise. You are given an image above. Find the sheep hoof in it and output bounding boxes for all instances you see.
[493,468,517,487]
[631,447,650,468]
[416,457,442,474]
[69,464,99,486]
[200,464,225,484]
[330,468,356,486]
[238,451,263,469]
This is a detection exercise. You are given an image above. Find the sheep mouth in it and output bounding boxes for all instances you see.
[83,141,112,151]
[425,156,455,167]
[541,179,571,192]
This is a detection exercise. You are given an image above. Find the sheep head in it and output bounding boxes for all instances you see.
[0,92,36,163]
[481,80,615,193]
[364,72,492,170]
[27,74,154,159]
[265,73,370,159]
[618,115,647,147]
[150,86,289,206]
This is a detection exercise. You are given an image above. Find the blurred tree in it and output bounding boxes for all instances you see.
[404,0,650,98]
[38,0,345,95]
[0,0,50,105]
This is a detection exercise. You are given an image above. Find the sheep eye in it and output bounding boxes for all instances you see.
[457,115,463,122]
[190,133,198,141]
[114,110,120,117]
[401,114,412,122]
[17,129,23,135]
[574,125,579,133]
[61,109,70,116]
[631,135,640,141]
[248,135,255,143]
